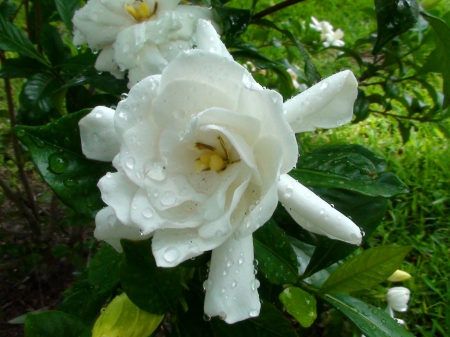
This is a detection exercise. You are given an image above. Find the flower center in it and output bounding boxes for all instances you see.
[125,1,157,22]
[195,136,240,172]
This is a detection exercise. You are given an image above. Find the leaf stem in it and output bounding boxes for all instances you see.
[252,0,308,20]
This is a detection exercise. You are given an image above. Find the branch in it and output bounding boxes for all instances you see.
[252,0,308,20]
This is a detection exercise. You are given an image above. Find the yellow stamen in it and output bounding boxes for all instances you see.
[196,160,209,172]
[210,154,225,171]
[125,1,154,22]
[200,153,213,165]
[137,2,151,18]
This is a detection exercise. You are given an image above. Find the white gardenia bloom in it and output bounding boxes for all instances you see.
[386,287,411,313]
[72,0,220,87]
[323,29,345,48]
[79,19,361,324]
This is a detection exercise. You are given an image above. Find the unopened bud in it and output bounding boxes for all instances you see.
[388,270,411,282]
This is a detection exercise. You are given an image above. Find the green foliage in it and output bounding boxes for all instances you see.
[120,239,182,315]
[319,245,411,294]
[54,0,80,33]
[253,219,299,285]
[88,244,122,294]
[324,294,414,337]
[24,311,88,337]
[279,287,317,328]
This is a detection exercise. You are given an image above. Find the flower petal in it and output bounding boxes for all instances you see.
[94,207,147,252]
[196,19,231,59]
[95,46,125,79]
[79,106,120,162]
[386,287,410,312]
[277,174,362,245]
[98,171,139,226]
[283,70,358,133]
[204,234,261,324]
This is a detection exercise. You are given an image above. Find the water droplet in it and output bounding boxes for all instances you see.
[330,203,335,208]
[284,184,294,198]
[120,93,128,100]
[95,110,103,118]
[32,137,46,148]
[125,157,135,170]
[145,160,166,181]
[250,279,260,291]
[321,81,329,90]
[160,190,176,206]
[143,208,153,219]
[16,129,25,137]
[232,280,237,287]
[319,208,326,215]
[226,259,234,268]
[218,312,227,320]
[64,179,76,187]
[163,247,180,262]
[249,309,259,317]
[238,256,245,265]
[48,153,69,174]
[350,233,359,241]
[107,214,116,225]
[203,314,211,321]
[203,279,213,291]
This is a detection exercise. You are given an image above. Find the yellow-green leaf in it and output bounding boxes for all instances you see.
[279,287,317,328]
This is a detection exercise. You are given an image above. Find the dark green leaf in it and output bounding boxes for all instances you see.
[0,14,48,65]
[0,57,43,79]
[0,1,17,19]
[324,293,414,337]
[212,2,251,38]
[252,19,321,85]
[211,302,297,337]
[319,246,411,294]
[292,145,409,198]
[88,244,122,294]
[58,290,109,325]
[253,219,299,285]
[40,23,71,66]
[54,0,80,32]
[24,311,87,337]
[14,109,112,218]
[373,0,419,54]
[353,89,371,123]
[279,287,316,328]
[302,189,388,278]
[120,239,182,314]
[397,121,411,144]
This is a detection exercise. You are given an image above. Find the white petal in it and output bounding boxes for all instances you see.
[79,107,120,162]
[237,135,283,237]
[196,19,231,59]
[95,47,125,79]
[237,87,298,174]
[386,287,410,312]
[277,174,362,245]
[94,207,148,252]
[157,0,181,11]
[114,75,161,137]
[204,234,261,324]
[283,70,358,133]
[98,170,139,226]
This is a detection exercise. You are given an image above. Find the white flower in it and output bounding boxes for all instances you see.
[72,0,220,87]
[79,20,361,323]
[386,287,410,326]
[309,17,345,47]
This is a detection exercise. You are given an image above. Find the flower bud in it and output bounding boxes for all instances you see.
[387,270,411,282]
[386,287,410,312]
[92,292,163,337]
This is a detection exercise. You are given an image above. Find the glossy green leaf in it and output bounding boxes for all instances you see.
[54,0,80,32]
[353,89,371,123]
[293,145,409,198]
[0,57,43,79]
[0,1,16,19]
[120,239,182,315]
[319,246,411,294]
[24,311,88,337]
[58,290,110,325]
[212,1,251,38]
[324,293,414,337]
[40,23,71,66]
[92,292,163,337]
[279,287,317,328]
[302,189,388,278]
[0,14,48,66]
[373,0,419,54]
[211,302,297,337]
[253,219,299,285]
[14,109,113,218]
[252,19,321,85]
[88,244,122,294]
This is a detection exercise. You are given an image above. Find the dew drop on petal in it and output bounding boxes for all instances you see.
[107,215,116,225]
[203,314,211,321]
[163,247,180,262]
[95,110,103,118]
[238,256,245,265]
[143,208,153,219]
[203,279,213,291]
[321,81,329,90]
[249,309,259,317]
[231,280,237,288]
[125,157,135,170]
[284,184,294,198]
[160,191,176,206]
[218,312,227,320]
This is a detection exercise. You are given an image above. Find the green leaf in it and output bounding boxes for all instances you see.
[253,219,299,285]
[324,293,414,337]
[252,19,321,85]
[302,189,388,278]
[0,14,48,66]
[279,287,317,328]
[20,72,62,115]
[211,302,297,337]
[0,57,43,79]
[40,23,71,66]
[212,1,251,38]
[24,311,88,337]
[373,0,419,54]
[292,145,409,198]
[58,290,109,325]
[0,1,17,19]
[353,90,371,123]
[398,121,411,144]
[120,239,182,315]
[14,109,113,218]
[320,246,411,294]
[54,0,80,32]
[88,244,122,294]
